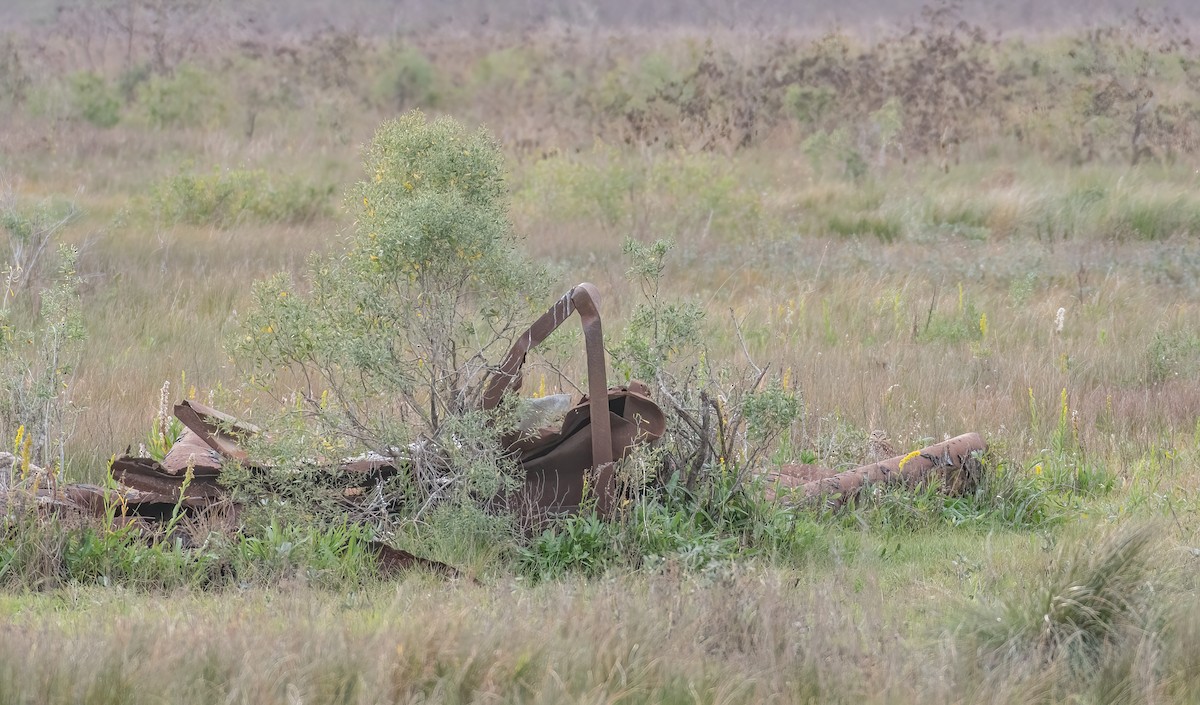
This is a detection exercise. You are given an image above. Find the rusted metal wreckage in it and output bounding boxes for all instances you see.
[9,283,986,573]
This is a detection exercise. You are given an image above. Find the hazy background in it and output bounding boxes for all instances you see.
[4,0,1200,33]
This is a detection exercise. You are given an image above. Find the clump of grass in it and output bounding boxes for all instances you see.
[958,525,1160,689]
[826,213,901,242]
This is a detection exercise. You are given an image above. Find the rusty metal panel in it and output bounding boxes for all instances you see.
[512,383,666,519]
[483,283,620,514]
[483,284,668,519]
[174,400,259,464]
[161,429,225,476]
[110,456,226,507]
[336,454,399,478]
[367,541,467,579]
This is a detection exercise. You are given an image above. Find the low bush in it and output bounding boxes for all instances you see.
[0,194,85,471]
[148,168,333,227]
[229,110,545,530]
[67,71,121,128]
[138,64,224,128]
[1147,329,1200,383]
[371,44,439,110]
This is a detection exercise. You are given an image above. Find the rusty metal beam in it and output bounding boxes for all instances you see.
[769,432,986,507]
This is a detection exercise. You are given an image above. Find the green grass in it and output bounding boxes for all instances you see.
[0,526,1197,704]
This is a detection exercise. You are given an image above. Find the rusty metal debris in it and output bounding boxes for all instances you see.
[367,541,472,581]
[5,281,988,575]
[174,399,260,466]
[483,283,667,522]
[0,283,667,575]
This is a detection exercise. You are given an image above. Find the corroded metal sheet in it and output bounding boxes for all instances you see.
[110,456,226,507]
[174,399,259,464]
[367,541,468,580]
[483,283,667,519]
[161,429,224,476]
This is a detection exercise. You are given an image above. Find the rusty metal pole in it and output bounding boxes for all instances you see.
[768,432,987,507]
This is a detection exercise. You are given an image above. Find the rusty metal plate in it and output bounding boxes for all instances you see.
[110,456,226,507]
[174,400,259,464]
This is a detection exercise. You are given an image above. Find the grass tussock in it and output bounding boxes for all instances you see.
[955,524,1177,701]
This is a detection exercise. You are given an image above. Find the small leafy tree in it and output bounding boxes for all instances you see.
[233,111,546,512]
[612,238,705,385]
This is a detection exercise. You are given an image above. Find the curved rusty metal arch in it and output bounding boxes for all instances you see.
[481,282,616,512]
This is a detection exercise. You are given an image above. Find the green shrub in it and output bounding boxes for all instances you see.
[802,128,867,180]
[149,168,333,227]
[520,513,618,579]
[0,196,85,470]
[372,44,439,110]
[139,64,223,128]
[116,63,152,103]
[68,71,120,128]
[611,239,705,381]
[593,51,686,121]
[784,84,835,126]
[1147,330,1200,382]
[231,111,545,521]
[228,519,377,587]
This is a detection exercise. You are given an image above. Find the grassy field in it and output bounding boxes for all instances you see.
[2,2,1200,702]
